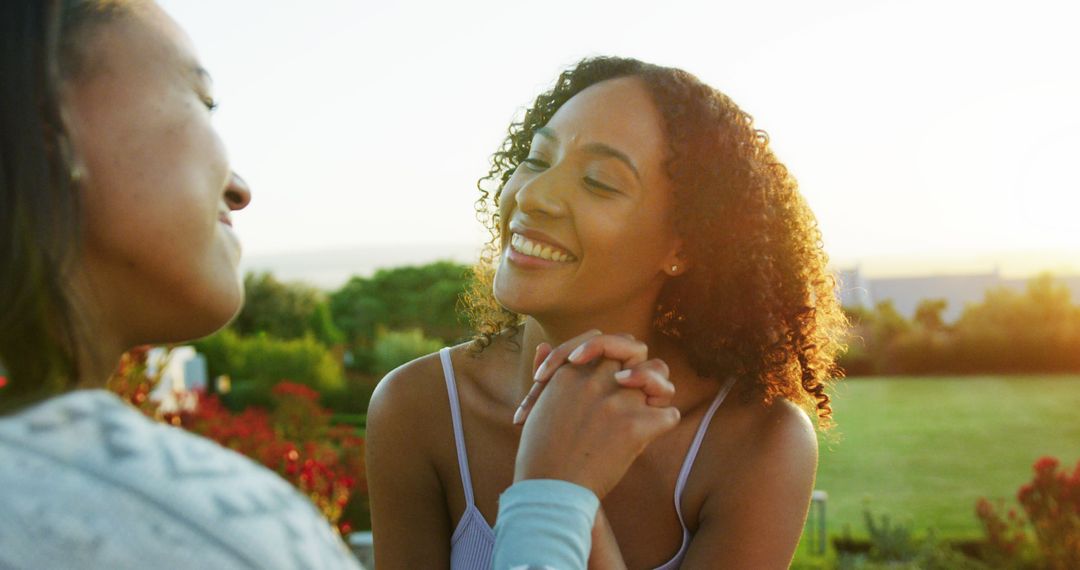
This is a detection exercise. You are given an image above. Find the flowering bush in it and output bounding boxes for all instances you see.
[109,347,365,534]
[976,455,1080,569]
[108,346,169,419]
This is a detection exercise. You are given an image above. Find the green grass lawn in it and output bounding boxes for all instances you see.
[812,375,1080,542]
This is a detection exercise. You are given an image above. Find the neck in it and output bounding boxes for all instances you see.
[73,332,125,390]
[68,269,129,391]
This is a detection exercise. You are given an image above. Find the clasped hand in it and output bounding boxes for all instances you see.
[512,330,681,500]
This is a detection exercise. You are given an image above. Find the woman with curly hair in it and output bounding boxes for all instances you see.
[367,56,847,568]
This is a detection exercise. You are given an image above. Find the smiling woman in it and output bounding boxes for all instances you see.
[0,1,359,567]
[367,56,848,569]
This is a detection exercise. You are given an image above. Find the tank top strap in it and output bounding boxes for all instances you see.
[440,347,476,506]
[672,377,737,523]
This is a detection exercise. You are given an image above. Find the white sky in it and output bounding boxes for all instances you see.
[159,0,1080,274]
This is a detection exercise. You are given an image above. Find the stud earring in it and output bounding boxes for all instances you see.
[670,264,679,273]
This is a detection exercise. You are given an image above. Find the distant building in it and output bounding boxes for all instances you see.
[836,267,1080,322]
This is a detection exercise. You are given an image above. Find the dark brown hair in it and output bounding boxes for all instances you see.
[464,56,848,424]
[0,0,133,413]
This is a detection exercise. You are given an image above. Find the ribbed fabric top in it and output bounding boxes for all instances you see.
[440,347,736,569]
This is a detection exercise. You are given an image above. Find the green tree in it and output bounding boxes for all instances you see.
[194,329,344,409]
[852,300,913,374]
[871,300,911,346]
[953,274,1080,373]
[329,261,471,349]
[371,328,444,376]
[913,298,948,332]
[231,272,342,345]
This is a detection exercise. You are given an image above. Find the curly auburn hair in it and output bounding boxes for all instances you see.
[463,56,848,425]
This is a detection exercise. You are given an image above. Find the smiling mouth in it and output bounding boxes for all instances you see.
[510,233,577,262]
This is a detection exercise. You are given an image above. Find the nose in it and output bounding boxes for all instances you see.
[224,172,252,210]
[514,168,566,218]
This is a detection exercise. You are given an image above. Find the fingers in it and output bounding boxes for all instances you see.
[533,329,602,382]
[517,332,660,426]
[532,342,553,377]
[513,380,545,425]
[613,359,675,407]
[515,355,621,426]
[513,343,553,425]
[534,333,648,384]
[638,404,681,437]
[567,335,647,368]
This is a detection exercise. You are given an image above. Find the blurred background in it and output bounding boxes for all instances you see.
[122,1,1079,567]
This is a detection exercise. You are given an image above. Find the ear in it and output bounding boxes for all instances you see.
[662,244,688,277]
[58,104,87,185]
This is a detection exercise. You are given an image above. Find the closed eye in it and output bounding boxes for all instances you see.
[202,96,219,112]
[584,177,619,193]
[521,157,549,171]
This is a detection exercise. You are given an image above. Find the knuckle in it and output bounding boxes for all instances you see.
[650,358,671,376]
[657,376,676,394]
[596,359,622,375]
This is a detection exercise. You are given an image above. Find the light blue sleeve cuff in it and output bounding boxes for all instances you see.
[491,479,600,570]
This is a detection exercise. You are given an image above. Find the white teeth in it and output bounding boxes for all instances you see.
[510,233,575,263]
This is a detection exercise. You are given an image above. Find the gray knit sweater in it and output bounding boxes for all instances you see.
[0,390,363,569]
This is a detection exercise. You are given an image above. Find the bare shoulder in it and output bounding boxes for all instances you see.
[366,341,482,441]
[366,348,464,567]
[723,395,818,487]
[367,350,447,425]
[752,397,818,467]
[680,394,820,567]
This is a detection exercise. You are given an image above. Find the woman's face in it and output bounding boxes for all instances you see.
[64,2,251,346]
[493,77,682,322]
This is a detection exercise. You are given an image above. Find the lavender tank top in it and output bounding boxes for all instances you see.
[439,348,736,569]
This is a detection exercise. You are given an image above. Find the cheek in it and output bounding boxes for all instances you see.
[496,185,520,239]
[582,209,673,271]
[497,182,518,216]
[77,102,239,314]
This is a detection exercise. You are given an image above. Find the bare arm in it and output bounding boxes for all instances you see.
[366,358,453,569]
[587,508,627,570]
[681,400,819,568]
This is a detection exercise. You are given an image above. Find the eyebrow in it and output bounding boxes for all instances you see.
[535,127,642,182]
[191,65,213,86]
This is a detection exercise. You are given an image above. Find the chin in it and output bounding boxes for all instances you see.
[169,279,244,342]
[492,273,525,315]
[492,282,546,319]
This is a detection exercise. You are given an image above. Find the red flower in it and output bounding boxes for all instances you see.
[272,381,321,402]
[1034,456,1060,476]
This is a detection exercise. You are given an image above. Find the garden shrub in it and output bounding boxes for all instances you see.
[976,455,1080,569]
[195,329,344,395]
[372,328,442,376]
